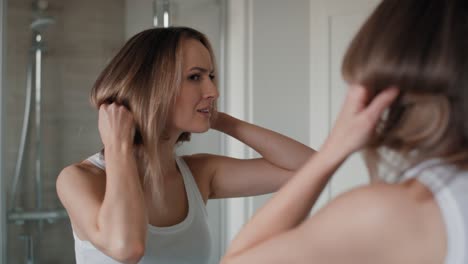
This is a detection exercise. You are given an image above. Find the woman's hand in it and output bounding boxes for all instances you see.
[210,111,231,131]
[322,85,399,158]
[98,103,135,150]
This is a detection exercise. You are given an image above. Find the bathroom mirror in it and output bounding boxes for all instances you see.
[1,0,381,263]
[2,0,225,262]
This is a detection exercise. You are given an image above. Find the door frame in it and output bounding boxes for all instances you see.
[0,0,7,261]
[221,0,255,253]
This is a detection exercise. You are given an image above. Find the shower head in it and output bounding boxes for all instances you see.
[30,17,55,32]
[30,0,54,32]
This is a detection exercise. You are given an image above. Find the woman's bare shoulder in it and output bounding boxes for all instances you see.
[301,182,443,264]
[56,160,106,199]
[181,153,218,178]
[320,182,433,230]
[59,160,105,180]
[181,154,220,201]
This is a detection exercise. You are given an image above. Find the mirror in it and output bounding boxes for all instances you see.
[2,0,379,263]
[4,0,224,262]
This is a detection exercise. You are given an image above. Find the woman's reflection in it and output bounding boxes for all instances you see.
[56,26,316,263]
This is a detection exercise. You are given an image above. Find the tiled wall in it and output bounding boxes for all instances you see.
[6,0,124,262]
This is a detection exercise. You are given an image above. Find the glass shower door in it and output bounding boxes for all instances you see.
[1,0,226,263]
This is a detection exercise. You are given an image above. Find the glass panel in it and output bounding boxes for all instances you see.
[3,0,224,262]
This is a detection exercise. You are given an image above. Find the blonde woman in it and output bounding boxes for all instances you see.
[56,27,315,264]
[222,0,468,263]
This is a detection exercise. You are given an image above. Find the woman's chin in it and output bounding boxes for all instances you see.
[195,127,211,133]
[187,125,210,134]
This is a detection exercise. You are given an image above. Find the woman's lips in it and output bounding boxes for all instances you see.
[197,108,211,117]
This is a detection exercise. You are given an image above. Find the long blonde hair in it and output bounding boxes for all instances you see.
[90,27,217,206]
[341,0,468,180]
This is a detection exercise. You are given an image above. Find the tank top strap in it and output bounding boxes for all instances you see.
[175,156,208,216]
[402,159,459,193]
[86,152,105,170]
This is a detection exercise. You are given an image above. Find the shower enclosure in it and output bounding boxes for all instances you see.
[1,0,226,263]
[7,1,68,263]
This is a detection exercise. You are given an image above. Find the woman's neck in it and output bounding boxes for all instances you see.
[157,131,183,177]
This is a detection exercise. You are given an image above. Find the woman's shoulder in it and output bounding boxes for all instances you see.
[180,154,221,200]
[319,183,418,222]
[56,160,107,198]
[181,153,218,177]
[327,181,436,223]
[306,181,444,263]
[60,160,106,179]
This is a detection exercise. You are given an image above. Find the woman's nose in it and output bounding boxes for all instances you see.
[204,81,219,99]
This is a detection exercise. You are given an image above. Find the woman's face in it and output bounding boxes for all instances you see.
[171,38,219,134]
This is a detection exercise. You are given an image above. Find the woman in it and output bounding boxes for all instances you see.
[56,27,315,263]
[222,0,468,263]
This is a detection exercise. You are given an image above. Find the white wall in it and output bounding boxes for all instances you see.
[225,0,313,226]
[250,0,311,212]
[223,0,318,245]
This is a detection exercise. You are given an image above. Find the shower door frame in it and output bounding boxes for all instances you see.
[0,0,7,262]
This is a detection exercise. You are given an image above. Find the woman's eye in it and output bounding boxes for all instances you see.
[189,74,201,81]
[209,74,216,80]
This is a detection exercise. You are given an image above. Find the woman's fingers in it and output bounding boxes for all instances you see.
[324,86,399,156]
[346,85,370,114]
[98,103,136,147]
[363,87,399,125]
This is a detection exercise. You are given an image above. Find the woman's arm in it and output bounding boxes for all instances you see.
[213,112,316,171]
[222,86,399,260]
[223,146,345,258]
[189,112,317,199]
[57,104,147,264]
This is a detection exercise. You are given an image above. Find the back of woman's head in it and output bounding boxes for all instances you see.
[90,27,216,204]
[342,0,468,178]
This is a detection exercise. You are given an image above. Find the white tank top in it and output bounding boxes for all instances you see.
[404,160,468,264]
[73,152,213,264]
